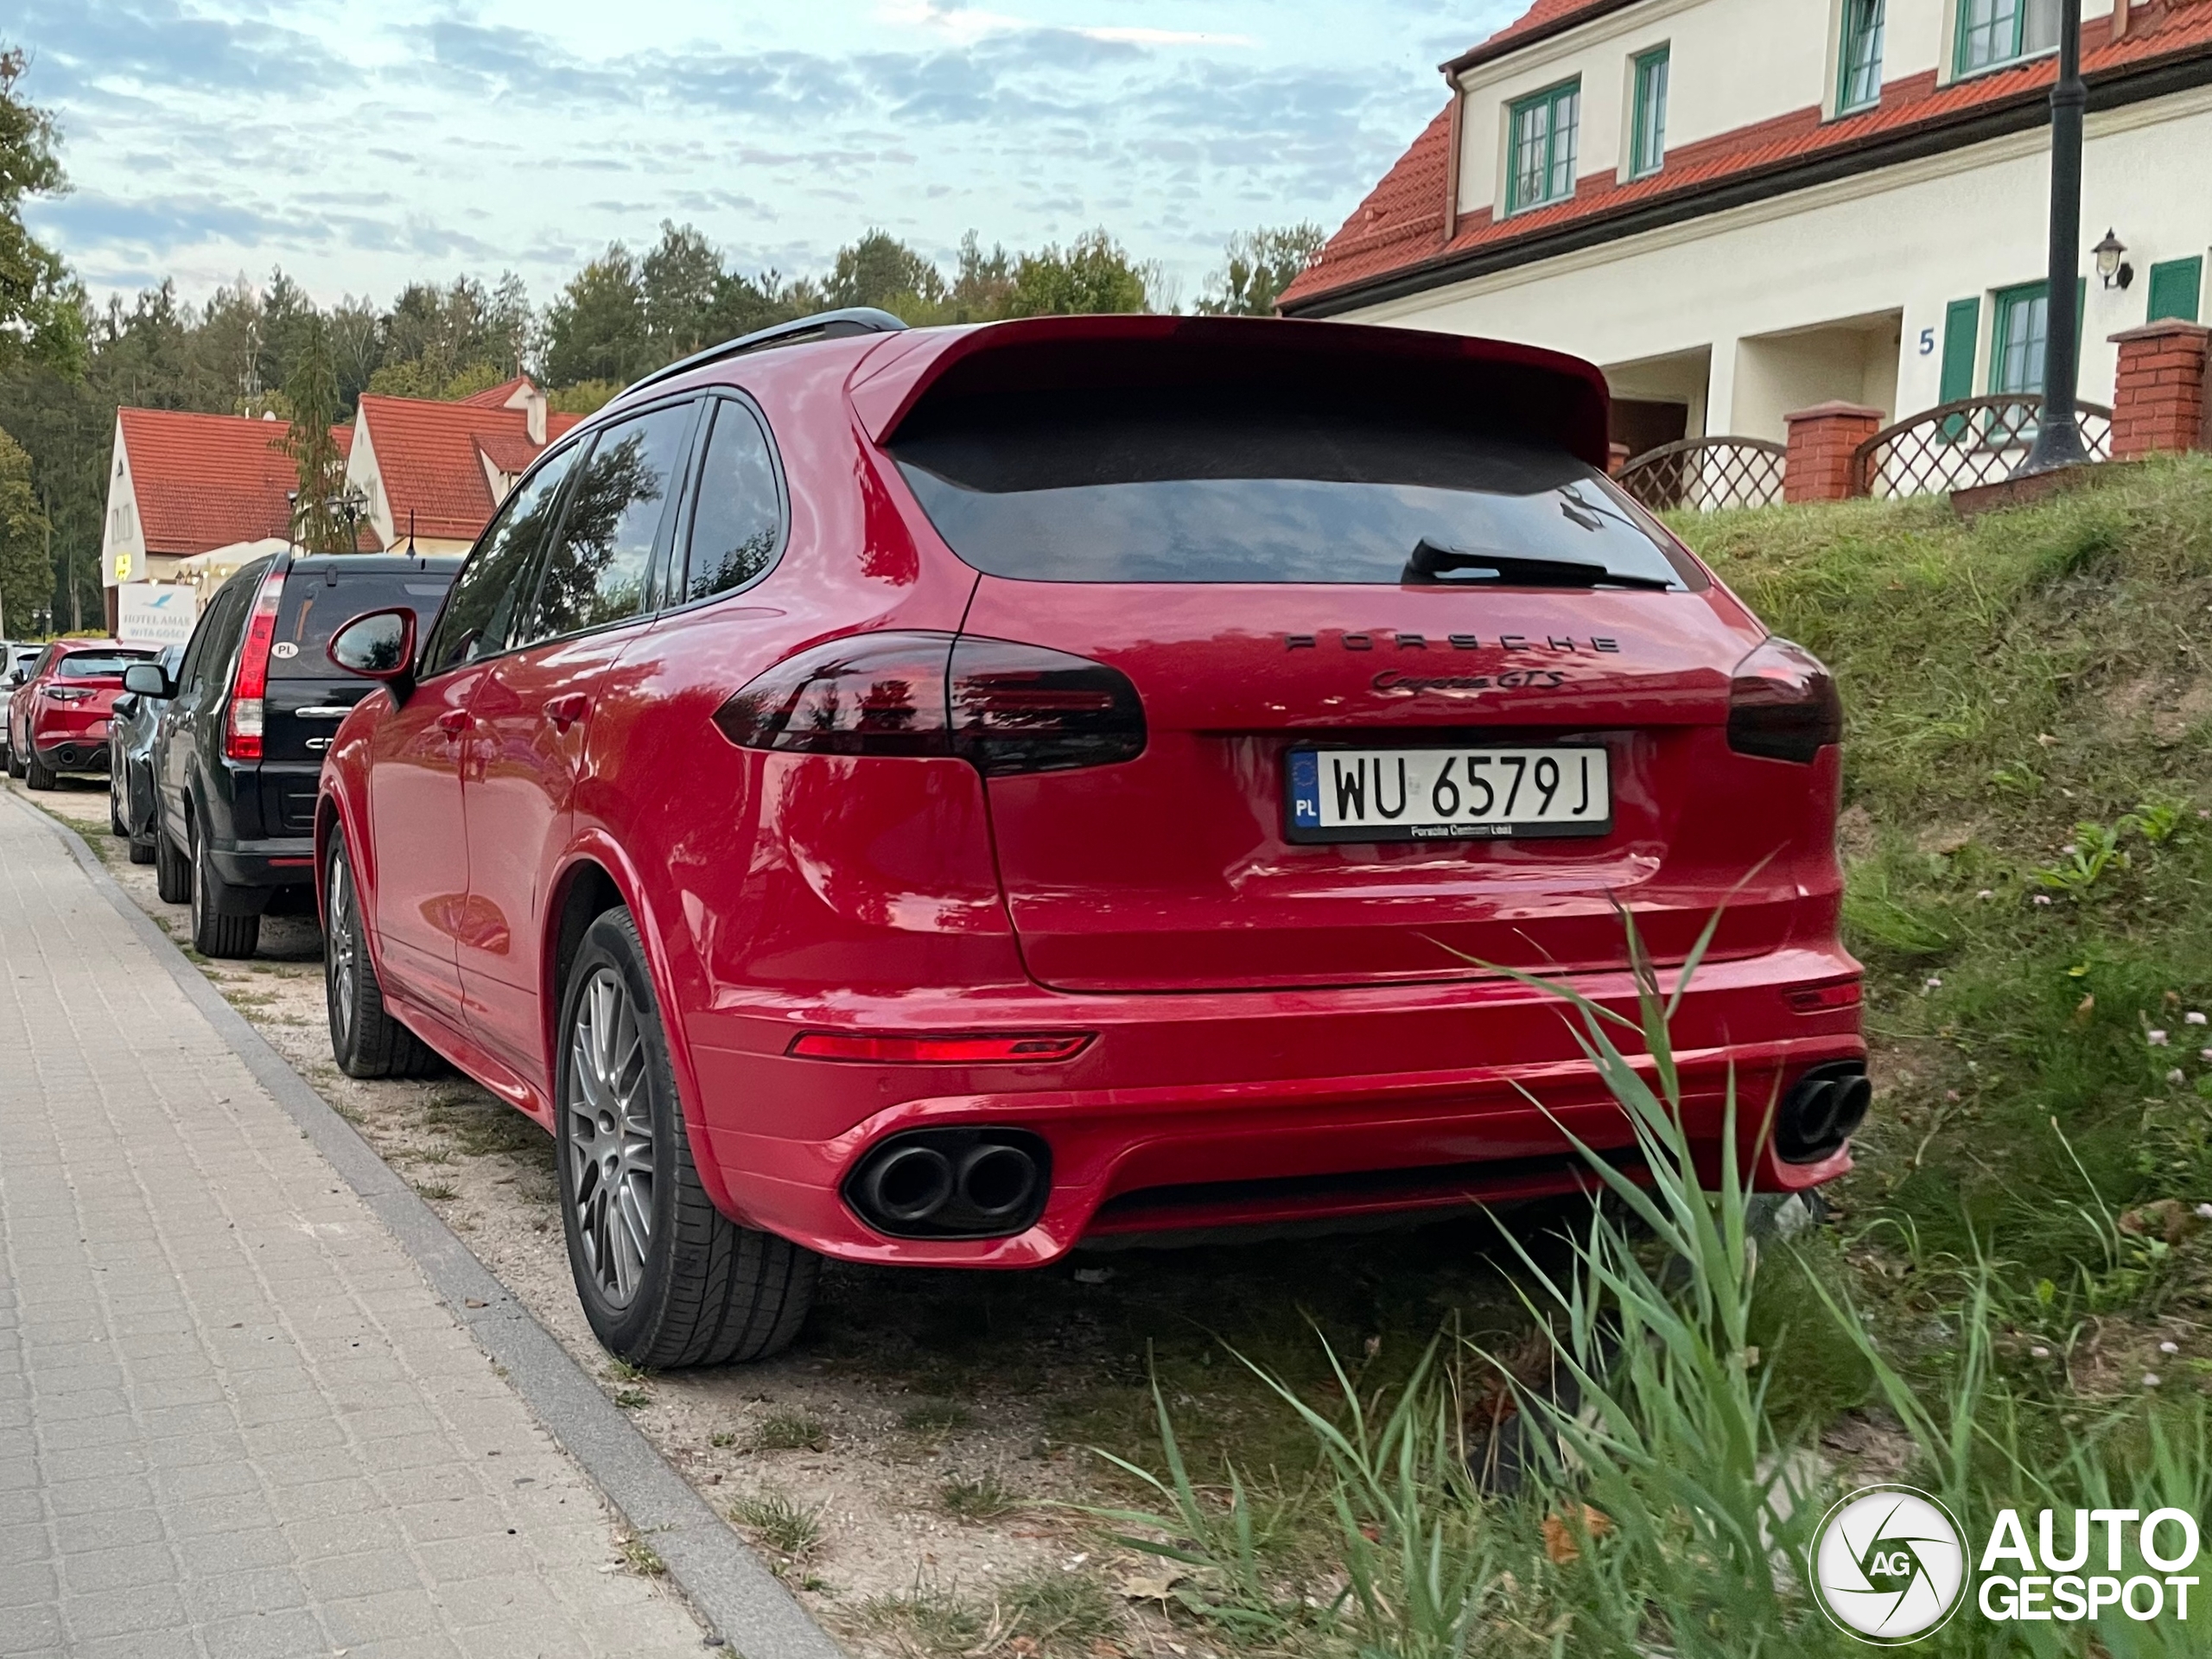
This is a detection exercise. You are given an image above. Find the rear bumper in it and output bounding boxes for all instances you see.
[209,836,317,893]
[680,944,1865,1267]
[32,735,109,772]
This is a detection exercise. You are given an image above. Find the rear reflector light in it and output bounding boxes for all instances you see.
[715,631,1145,775]
[226,564,288,762]
[1727,636,1840,764]
[1786,979,1862,1014]
[787,1032,1095,1064]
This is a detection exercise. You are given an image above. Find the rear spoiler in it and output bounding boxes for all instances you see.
[848,314,1613,472]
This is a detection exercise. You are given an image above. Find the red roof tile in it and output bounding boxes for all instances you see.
[459,375,537,409]
[357,394,563,543]
[118,409,352,554]
[1283,4,2212,313]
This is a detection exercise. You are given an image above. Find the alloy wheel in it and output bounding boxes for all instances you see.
[327,854,358,1046]
[563,966,655,1308]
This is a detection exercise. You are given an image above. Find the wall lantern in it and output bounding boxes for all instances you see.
[2093,229,2134,290]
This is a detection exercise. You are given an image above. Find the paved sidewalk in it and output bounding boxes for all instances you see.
[0,800,707,1657]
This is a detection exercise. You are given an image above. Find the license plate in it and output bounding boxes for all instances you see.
[1286,746,1611,843]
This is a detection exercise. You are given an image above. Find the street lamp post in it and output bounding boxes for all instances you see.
[2018,0,2091,476]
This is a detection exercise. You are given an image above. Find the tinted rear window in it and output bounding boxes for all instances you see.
[273,573,456,677]
[57,651,155,678]
[892,389,1687,588]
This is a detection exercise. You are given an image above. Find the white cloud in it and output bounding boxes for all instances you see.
[874,2,1255,48]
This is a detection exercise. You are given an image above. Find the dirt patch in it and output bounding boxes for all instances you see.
[9,773,1544,1654]
[1836,803,1877,862]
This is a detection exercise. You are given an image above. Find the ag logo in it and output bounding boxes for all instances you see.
[1812,1484,1969,1644]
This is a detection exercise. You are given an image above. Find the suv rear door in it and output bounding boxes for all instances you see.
[888,374,1803,995]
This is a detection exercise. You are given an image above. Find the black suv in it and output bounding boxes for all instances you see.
[130,551,461,957]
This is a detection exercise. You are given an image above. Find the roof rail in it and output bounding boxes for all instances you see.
[616,308,910,402]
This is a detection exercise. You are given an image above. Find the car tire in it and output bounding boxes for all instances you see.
[556,909,818,1369]
[155,825,189,903]
[128,834,156,865]
[23,748,54,790]
[188,823,260,959]
[324,836,441,1079]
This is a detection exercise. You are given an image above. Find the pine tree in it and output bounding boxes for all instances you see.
[0,424,49,637]
[282,316,354,555]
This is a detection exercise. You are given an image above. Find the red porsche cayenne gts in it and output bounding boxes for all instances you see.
[315,312,1865,1368]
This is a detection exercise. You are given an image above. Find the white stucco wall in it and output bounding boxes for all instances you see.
[1354,85,2212,442]
[99,416,145,589]
[343,405,396,550]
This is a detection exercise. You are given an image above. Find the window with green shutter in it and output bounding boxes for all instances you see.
[1507,80,1581,214]
[1630,48,1669,178]
[2147,257,2204,325]
[1956,0,2059,77]
[1838,0,1885,112]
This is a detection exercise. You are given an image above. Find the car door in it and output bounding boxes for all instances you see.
[371,448,580,1029]
[458,398,702,1084]
[158,581,251,842]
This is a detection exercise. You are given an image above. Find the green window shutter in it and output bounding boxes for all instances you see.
[1939,296,1980,442]
[1939,297,1980,402]
[2148,257,2204,324]
[2076,275,2088,340]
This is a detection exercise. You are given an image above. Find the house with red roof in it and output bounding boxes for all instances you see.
[344,376,582,555]
[101,409,354,624]
[1281,0,2212,452]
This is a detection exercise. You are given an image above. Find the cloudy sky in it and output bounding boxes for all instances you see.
[7,0,1524,314]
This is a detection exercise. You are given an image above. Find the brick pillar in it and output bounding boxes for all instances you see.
[2107,320,2211,461]
[1783,402,1885,503]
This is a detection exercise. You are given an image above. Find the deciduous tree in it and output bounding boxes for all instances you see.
[1194,224,1326,317]
[1003,231,1149,318]
[0,424,48,636]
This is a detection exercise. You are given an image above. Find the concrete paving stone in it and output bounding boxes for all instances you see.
[143,1428,252,1471]
[54,1538,176,1594]
[285,1510,405,1561]
[349,1637,467,1659]
[0,1487,40,1528]
[41,1474,156,1518]
[165,1489,280,1539]
[0,1557,60,1606]
[421,1532,539,1586]
[452,1614,607,1658]
[152,1459,263,1504]
[175,1524,294,1575]
[49,1505,164,1556]
[72,1629,202,1659]
[179,1564,314,1624]
[198,1605,332,1659]
[0,1599,66,1650]
[270,1475,379,1524]
[61,1578,189,1639]
[301,1545,428,1603]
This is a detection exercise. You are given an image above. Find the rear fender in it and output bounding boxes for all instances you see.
[546,830,748,1224]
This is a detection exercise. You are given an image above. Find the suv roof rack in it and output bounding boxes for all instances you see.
[616,308,910,403]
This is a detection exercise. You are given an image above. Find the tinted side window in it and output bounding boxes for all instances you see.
[683,403,782,602]
[518,404,694,646]
[183,583,247,696]
[422,447,579,677]
[272,572,458,678]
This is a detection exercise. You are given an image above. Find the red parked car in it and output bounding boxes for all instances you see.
[316,313,1865,1368]
[5,639,159,791]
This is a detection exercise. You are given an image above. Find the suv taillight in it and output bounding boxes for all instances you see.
[714,631,1146,775]
[225,565,287,762]
[1727,637,1841,763]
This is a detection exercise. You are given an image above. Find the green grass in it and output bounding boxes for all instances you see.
[729,1486,826,1558]
[752,1407,828,1451]
[938,1472,1020,1521]
[850,1571,1118,1659]
[899,1400,972,1438]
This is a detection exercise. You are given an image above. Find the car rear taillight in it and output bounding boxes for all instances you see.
[225,565,287,762]
[715,632,1145,774]
[42,686,92,702]
[1726,637,1841,764]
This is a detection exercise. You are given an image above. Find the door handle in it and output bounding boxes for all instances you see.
[543,694,589,733]
[436,710,471,738]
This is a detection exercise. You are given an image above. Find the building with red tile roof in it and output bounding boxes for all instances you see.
[1281,0,2212,452]
[346,377,583,554]
[101,409,354,594]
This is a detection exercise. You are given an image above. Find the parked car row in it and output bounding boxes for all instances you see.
[48,313,1869,1375]
[6,639,159,789]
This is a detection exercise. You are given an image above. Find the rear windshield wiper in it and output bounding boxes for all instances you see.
[1403,539,1676,592]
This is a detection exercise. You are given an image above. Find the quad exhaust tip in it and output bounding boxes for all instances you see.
[1777,1060,1872,1165]
[847,1128,1051,1239]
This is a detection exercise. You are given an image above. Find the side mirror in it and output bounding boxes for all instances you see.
[7,668,24,687]
[121,662,173,698]
[328,607,417,702]
[114,693,138,718]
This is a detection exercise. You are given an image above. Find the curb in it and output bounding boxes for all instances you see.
[5,789,846,1659]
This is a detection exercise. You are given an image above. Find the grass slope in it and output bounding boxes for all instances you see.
[1681,455,2212,1407]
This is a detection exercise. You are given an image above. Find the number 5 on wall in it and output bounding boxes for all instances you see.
[1919,327,1937,356]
